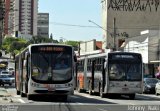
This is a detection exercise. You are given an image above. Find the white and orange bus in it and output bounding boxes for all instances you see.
[15,43,77,100]
[76,51,143,99]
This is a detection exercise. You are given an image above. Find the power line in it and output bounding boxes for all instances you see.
[50,21,160,30]
[50,22,99,28]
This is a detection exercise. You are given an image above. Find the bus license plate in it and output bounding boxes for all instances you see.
[48,85,55,91]
[122,88,129,91]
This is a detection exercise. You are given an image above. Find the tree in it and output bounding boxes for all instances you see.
[50,33,53,40]
[65,41,79,50]
[1,37,27,55]
[28,36,58,44]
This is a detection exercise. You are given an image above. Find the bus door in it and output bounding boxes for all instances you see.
[91,60,95,91]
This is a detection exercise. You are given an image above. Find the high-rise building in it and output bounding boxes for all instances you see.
[0,0,5,46]
[3,0,10,35]
[9,0,38,39]
[37,13,49,38]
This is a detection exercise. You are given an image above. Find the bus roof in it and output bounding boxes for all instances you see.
[27,43,72,47]
[15,43,73,57]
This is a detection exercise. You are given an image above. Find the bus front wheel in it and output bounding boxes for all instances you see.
[27,94,33,100]
[99,84,104,98]
[16,90,20,95]
[61,95,68,102]
[88,82,93,95]
[129,94,135,100]
[77,81,82,93]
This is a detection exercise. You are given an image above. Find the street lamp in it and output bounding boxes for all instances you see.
[88,20,115,50]
[60,37,67,44]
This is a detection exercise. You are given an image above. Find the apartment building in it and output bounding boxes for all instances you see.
[37,13,49,38]
[7,0,38,39]
[0,0,5,45]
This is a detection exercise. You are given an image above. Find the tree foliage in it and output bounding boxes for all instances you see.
[65,41,79,50]
[1,36,79,56]
[2,37,27,55]
[28,36,58,44]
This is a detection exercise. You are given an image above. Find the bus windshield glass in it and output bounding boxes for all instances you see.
[108,54,142,81]
[31,45,72,83]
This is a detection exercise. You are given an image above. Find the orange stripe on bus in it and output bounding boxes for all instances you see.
[77,73,84,89]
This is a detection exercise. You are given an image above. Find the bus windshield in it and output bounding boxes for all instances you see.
[108,62,142,81]
[31,49,72,83]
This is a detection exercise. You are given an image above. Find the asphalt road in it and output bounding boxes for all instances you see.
[0,56,160,111]
[1,87,160,111]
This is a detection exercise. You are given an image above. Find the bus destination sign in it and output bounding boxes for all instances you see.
[38,47,64,52]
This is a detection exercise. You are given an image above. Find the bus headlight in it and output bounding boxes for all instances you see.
[136,83,141,88]
[146,85,151,88]
[32,68,39,76]
[65,83,73,87]
[109,83,115,87]
[31,82,40,87]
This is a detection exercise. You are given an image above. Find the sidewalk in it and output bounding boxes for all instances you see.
[0,87,10,97]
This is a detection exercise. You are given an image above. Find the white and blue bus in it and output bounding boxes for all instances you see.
[76,51,143,99]
[15,43,77,100]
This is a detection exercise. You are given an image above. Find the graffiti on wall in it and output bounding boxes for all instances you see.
[108,0,160,12]
[110,32,129,38]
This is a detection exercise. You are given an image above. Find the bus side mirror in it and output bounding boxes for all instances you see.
[74,55,77,62]
[104,62,106,69]
[104,59,107,69]
[23,60,27,67]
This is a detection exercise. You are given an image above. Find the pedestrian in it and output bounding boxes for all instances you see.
[155,66,160,79]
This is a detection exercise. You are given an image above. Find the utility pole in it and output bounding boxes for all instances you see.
[113,17,116,50]
[78,42,80,57]
[159,39,160,66]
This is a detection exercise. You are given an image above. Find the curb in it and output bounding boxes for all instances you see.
[0,88,11,97]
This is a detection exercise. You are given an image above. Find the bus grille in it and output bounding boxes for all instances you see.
[34,90,69,94]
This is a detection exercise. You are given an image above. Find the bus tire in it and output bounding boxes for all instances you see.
[21,92,26,97]
[99,84,104,98]
[16,90,20,95]
[77,81,82,93]
[27,94,33,100]
[155,89,159,96]
[88,82,93,95]
[129,94,135,100]
[61,95,68,102]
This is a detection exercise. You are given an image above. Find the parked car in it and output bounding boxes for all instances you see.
[7,67,15,75]
[8,67,14,71]
[0,74,15,86]
[0,70,10,75]
[155,80,160,95]
[143,78,159,94]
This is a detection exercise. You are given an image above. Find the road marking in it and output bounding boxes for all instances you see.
[18,99,25,103]
[76,102,84,105]
[98,108,108,111]
[13,95,20,97]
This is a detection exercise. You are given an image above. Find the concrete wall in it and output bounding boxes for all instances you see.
[80,39,96,54]
[148,30,160,61]
[124,30,160,64]
[102,0,160,49]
